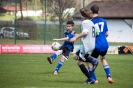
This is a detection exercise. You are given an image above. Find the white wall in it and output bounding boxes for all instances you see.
[16,10,43,16]
[106,19,133,43]
[36,19,133,43]
[131,20,133,43]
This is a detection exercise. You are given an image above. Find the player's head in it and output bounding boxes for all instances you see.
[90,5,99,14]
[66,21,74,31]
[80,7,91,19]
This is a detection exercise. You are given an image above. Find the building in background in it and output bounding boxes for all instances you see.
[73,1,133,43]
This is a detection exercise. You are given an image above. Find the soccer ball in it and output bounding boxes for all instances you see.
[51,42,61,51]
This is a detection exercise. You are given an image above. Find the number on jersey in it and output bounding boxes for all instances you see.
[95,22,104,32]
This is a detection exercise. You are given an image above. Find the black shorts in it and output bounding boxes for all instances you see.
[75,48,107,61]
[91,48,107,58]
[60,46,71,60]
[75,49,91,62]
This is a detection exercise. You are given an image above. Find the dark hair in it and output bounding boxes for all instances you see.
[66,21,74,26]
[80,8,90,18]
[90,5,99,14]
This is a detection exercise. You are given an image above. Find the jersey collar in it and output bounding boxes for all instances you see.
[90,16,99,20]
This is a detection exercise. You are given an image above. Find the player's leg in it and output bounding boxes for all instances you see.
[73,54,78,60]
[74,48,98,81]
[76,59,95,84]
[85,55,99,71]
[53,47,70,74]
[87,62,98,84]
[73,49,80,60]
[75,47,98,67]
[53,56,65,75]
[80,47,98,71]
[47,47,63,64]
[100,50,114,83]
[73,45,83,60]
[86,49,99,83]
[74,48,97,84]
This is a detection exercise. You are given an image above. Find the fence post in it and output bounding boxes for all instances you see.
[14,0,18,44]
[44,0,47,44]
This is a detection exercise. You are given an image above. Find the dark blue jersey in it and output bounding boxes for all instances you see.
[91,17,109,52]
[62,30,76,52]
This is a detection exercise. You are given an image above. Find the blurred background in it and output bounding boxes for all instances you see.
[0,0,133,46]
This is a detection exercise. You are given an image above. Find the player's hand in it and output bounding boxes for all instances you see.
[70,37,77,42]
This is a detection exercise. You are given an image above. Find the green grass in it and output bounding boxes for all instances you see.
[0,38,133,46]
[0,15,14,21]
[0,54,133,88]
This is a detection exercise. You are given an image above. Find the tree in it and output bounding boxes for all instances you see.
[18,0,23,20]
[0,0,16,14]
[48,0,76,38]
[0,0,12,7]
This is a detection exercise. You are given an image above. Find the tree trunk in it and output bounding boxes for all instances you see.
[59,21,63,38]
[41,0,44,20]
[19,0,23,20]
[58,0,63,38]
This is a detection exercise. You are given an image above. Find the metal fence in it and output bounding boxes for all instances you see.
[0,21,81,45]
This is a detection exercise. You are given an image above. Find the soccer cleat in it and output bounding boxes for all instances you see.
[53,71,58,75]
[92,59,99,71]
[84,79,95,84]
[107,77,114,83]
[47,57,52,64]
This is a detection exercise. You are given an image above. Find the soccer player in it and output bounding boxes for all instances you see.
[87,5,114,83]
[70,7,98,84]
[47,21,76,75]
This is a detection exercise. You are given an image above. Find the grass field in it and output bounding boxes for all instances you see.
[0,54,133,88]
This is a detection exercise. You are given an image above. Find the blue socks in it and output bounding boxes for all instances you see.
[50,54,64,73]
[88,64,111,81]
[89,68,97,81]
[54,60,64,72]
[50,53,57,60]
[103,65,111,78]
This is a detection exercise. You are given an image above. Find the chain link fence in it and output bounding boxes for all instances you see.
[0,20,81,45]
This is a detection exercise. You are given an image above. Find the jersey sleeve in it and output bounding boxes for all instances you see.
[82,22,89,32]
[104,20,108,33]
[68,30,76,39]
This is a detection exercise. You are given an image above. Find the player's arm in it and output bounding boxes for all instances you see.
[76,32,88,38]
[106,31,109,37]
[53,37,69,41]
[54,32,76,41]
[74,33,79,37]
[104,21,109,37]
[70,31,88,42]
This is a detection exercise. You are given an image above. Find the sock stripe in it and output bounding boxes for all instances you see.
[103,65,109,69]
[59,61,64,65]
